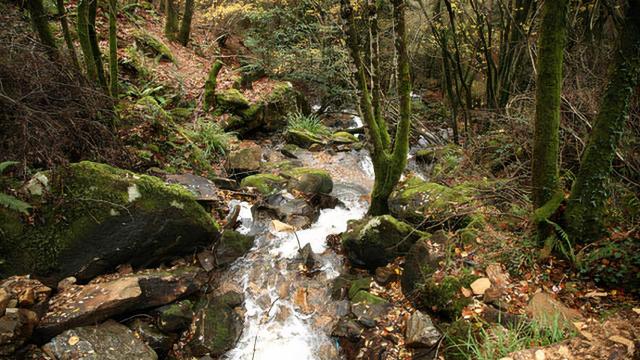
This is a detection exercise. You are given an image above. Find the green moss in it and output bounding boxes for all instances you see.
[285,129,327,149]
[351,291,388,305]
[240,174,286,195]
[348,278,372,299]
[216,89,250,112]
[416,273,477,320]
[122,46,150,78]
[133,30,176,63]
[283,167,333,194]
[331,131,358,144]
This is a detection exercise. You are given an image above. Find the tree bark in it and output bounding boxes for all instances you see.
[77,0,98,81]
[177,0,194,46]
[565,0,640,242]
[26,0,58,56]
[56,0,79,68]
[88,0,107,89]
[164,0,179,40]
[108,0,118,97]
[531,0,569,239]
[204,60,224,111]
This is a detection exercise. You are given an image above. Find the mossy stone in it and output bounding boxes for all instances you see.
[0,161,220,284]
[351,291,388,305]
[348,277,372,300]
[216,230,255,266]
[414,274,477,320]
[331,131,358,144]
[341,215,429,269]
[215,89,250,112]
[283,167,333,194]
[240,174,286,195]
[133,30,176,63]
[286,129,327,149]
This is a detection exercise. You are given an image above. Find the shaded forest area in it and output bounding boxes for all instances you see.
[0,0,639,359]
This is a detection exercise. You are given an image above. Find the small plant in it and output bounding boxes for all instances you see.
[285,111,330,136]
[0,161,31,215]
[447,314,574,360]
[187,120,233,158]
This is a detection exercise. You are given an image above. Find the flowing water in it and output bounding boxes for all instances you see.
[220,149,375,360]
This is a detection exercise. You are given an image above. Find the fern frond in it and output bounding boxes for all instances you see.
[0,193,31,214]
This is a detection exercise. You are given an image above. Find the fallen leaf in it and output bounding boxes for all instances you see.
[584,291,608,298]
[271,220,295,232]
[461,287,472,297]
[68,336,80,346]
[470,278,491,295]
[609,335,635,355]
[632,308,640,315]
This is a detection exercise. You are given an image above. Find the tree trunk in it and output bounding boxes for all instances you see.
[77,0,98,81]
[164,0,179,40]
[204,60,224,111]
[108,0,118,97]
[340,0,411,216]
[26,0,57,56]
[56,0,79,68]
[531,0,569,239]
[177,0,194,46]
[88,0,107,89]
[565,0,640,242]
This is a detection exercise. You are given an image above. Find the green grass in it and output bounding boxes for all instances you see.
[188,120,233,158]
[447,314,574,360]
[285,111,330,136]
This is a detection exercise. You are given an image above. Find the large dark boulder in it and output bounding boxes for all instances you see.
[341,215,429,269]
[0,161,220,285]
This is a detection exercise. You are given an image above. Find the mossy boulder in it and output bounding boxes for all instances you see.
[283,167,333,195]
[185,294,242,356]
[240,174,286,195]
[413,274,477,320]
[215,230,255,266]
[389,177,473,230]
[331,131,358,144]
[133,30,176,63]
[222,82,304,136]
[225,146,262,174]
[0,161,220,284]
[285,129,327,149]
[351,291,387,305]
[341,215,429,269]
[215,89,250,113]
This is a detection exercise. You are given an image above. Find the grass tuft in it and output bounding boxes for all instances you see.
[285,111,330,136]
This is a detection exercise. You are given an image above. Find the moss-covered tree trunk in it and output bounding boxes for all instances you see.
[565,0,640,242]
[204,60,224,111]
[26,0,58,55]
[341,0,411,216]
[88,0,107,89]
[531,0,569,239]
[164,0,179,40]
[56,0,79,68]
[177,0,194,46]
[77,0,97,80]
[108,0,118,97]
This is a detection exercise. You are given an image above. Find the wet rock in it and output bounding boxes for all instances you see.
[43,320,157,360]
[388,177,473,230]
[299,243,316,270]
[351,291,388,305]
[332,318,364,340]
[283,167,333,195]
[331,275,357,300]
[414,149,436,163]
[351,302,390,328]
[37,266,204,339]
[348,278,372,300]
[56,276,77,291]
[155,299,194,333]
[253,193,319,229]
[526,292,583,331]
[0,162,220,285]
[286,129,327,149]
[197,250,216,272]
[374,267,398,286]
[216,230,255,267]
[164,173,220,202]
[129,318,175,355]
[184,298,242,356]
[210,176,239,190]
[402,237,446,294]
[330,131,358,144]
[0,289,8,316]
[1,276,52,309]
[226,146,262,174]
[240,173,287,195]
[0,308,38,356]
[341,215,429,269]
[405,311,441,348]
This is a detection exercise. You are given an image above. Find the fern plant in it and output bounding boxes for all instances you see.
[0,161,31,215]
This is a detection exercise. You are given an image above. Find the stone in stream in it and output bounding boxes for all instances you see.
[0,161,220,285]
[215,230,256,267]
[128,318,176,356]
[0,308,38,356]
[0,289,8,316]
[351,301,390,328]
[299,243,316,270]
[36,266,205,339]
[43,320,157,360]
[155,299,194,333]
[405,311,441,348]
[240,173,287,195]
[252,192,320,229]
[164,173,221,202]
[341,215,429,269]
[285,129,327,149]
[283,167,333,195]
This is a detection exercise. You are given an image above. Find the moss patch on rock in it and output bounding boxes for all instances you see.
[283,167,333,194]
[286,129,327,149]
[331,131,358,144]
[240,174,286,195]
[133,30,176,63]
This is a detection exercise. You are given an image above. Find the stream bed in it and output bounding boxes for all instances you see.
[218,149,374,360]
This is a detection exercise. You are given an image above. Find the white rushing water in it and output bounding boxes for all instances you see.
[221,154,372,360]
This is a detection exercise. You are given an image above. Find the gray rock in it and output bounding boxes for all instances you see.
[299,243,316,270]
[332,318,363,339]
[215,230,255,267]
[128,319,175,355]
[401,238,443,295]
[0,308,38,356]
[405,311,441,348]
[184,300,242,356]
[155,299,194,333]
[37,267,204,339]
[164,173,220,202]
[226,146,262,174]
[43,320,157,360]
[252,193,319,229]
[351,302,390,328]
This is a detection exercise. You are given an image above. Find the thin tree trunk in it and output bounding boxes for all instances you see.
[26,0,58,56]
[88,0,107,88]
[77,0,97,80]
[108,0,118,97]
[165,0,179,40]
[565,0,640,243]
[177,0,194,46]
[531,0,569,240]
[56,0,80,68]
[204,60,224,111]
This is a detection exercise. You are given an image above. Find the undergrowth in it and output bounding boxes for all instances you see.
[285,111,330,136]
